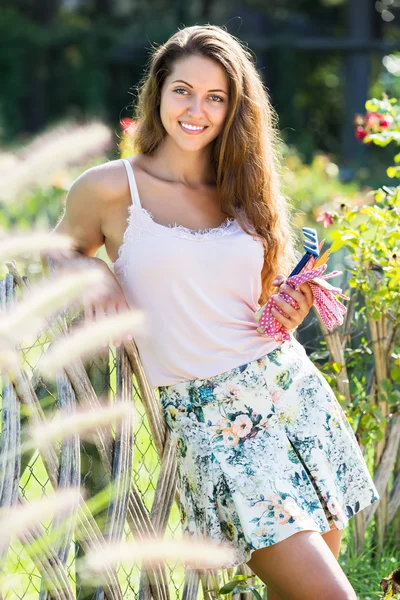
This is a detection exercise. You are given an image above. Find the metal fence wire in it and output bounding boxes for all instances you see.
[0,265,254,600]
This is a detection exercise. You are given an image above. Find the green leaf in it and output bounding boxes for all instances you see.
[365,99,382,112]
[330,239,345,252]
[251,590,263,600]
[386,166,400,179]
[390,367,400,381]
[219,580,242,594]
[381,379,392,393]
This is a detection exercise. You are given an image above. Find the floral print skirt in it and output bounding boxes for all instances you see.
[158,336,380,568]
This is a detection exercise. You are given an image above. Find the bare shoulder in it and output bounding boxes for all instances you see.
[53,158,131,257]
[77,157,129,200]
[88,154,152,199]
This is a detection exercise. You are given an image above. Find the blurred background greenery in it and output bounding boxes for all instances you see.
[0,0,400,177]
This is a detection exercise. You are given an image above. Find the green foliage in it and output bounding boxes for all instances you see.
[0,154,110,235]
[342,518,399,600]
[0,185,65,232]
[205,573,265,600]
[296,95,400,451]
[0,8,116,141]
[332,96,399,324]
[281,145,365,242]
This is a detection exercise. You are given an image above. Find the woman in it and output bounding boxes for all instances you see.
[55,25,379,600]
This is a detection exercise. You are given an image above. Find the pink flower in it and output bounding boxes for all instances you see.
[120,118,138,135]
[231,414,253,438]
[316,210,335,228]
[365,111,382,129]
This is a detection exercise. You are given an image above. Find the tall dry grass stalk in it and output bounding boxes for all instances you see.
[0,343,21,373]
[0,397,134,471]
[0,121,113,202]
[28,400,135,450]
[37,310,148,379]
[0,268,107,342]
[0,488,82,541]
[80,538,236,578]
[0,232,73,262]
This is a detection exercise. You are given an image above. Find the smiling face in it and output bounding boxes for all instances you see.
[159,54,230,152]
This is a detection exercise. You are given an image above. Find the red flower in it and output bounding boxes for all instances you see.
[355,126,368,142]
[354,109,392,144]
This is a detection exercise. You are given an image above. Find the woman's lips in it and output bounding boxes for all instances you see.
[178,122,208,135]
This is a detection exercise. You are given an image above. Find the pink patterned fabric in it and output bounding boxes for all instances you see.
[257,260,349,342]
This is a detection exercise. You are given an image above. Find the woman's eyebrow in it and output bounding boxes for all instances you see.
[171,79,228,94]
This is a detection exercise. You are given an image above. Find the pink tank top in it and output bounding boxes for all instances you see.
[113,158,282,388]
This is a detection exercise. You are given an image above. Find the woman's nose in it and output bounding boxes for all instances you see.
[187,97,204,118]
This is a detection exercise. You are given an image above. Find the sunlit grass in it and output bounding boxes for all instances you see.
[342,516,399,599]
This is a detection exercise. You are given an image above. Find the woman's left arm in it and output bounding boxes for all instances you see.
[271,274,314,331]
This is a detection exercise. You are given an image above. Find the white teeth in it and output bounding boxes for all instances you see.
[180,122,205,131]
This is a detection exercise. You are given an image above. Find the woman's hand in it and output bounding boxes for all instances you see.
[271,274,314,331]
[55,254,132,347]
[82,259,132,348]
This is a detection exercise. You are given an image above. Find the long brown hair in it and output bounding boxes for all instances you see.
[132,24,299,305]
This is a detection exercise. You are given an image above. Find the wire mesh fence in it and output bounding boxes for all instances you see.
[1,265,245,600]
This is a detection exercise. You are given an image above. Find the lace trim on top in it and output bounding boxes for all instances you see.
[140,206,240,238]
[113,205,243,274]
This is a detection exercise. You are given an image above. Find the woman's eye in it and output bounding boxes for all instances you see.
[209,94,224,103]
[173,88,188,95]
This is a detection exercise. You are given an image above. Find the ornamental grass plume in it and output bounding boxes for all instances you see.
[80,537,236,579]
[0,232,73,262]
[28,400,135,450]
[0,268,107,343]
[0,488,81,541]
[37,309,148,379]
[0,121,113,202]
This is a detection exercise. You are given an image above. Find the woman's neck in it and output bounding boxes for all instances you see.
[149,136,216,188]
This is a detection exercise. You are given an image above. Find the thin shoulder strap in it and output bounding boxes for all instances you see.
[121,158,142,208]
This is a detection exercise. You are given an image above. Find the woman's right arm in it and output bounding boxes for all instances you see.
[52,167,105,257]
[48,166,131,343]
